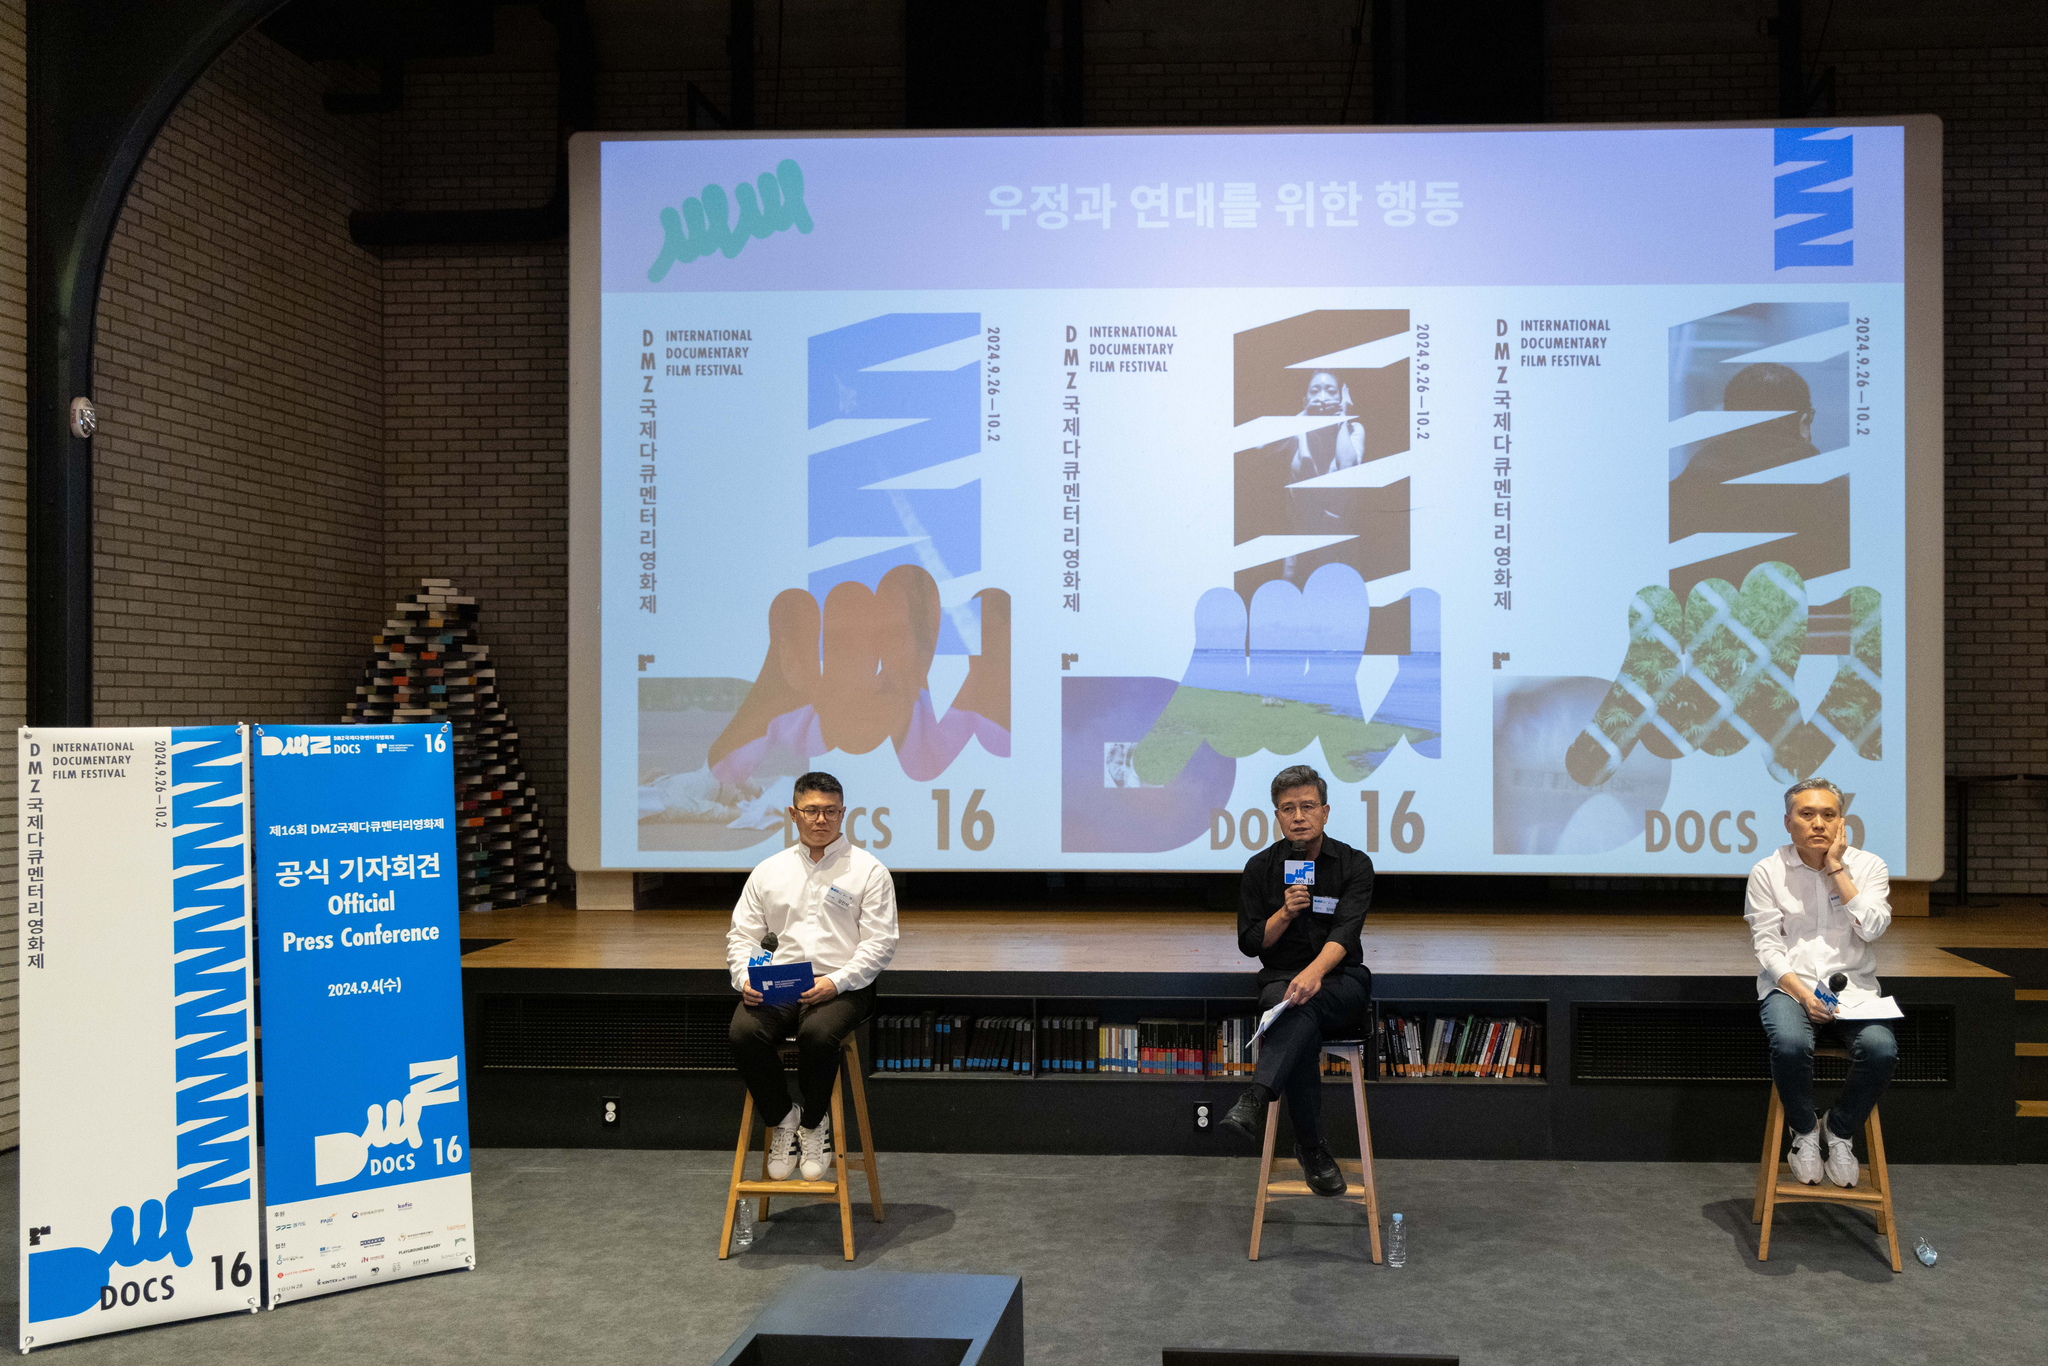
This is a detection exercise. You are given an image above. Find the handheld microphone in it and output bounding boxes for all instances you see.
[762,931,779,954]
[749,930,779,971]
[1817,972,1848,1010]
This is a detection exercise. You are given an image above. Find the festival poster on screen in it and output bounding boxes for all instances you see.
[589,124,1915,875]
[18,726,261,1350]
[252,724,473,1305]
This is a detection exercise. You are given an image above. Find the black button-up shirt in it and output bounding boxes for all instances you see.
[1237,835,1374,985]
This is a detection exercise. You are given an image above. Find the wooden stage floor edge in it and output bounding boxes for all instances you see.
[456,902,2048,978]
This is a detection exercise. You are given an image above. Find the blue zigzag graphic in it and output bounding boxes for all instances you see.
[29,730,253,1322]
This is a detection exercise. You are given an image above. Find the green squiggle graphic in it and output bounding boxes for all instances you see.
[648,159,813,279]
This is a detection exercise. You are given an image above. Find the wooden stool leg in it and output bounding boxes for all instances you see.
[756,1115,776,1221]
[1866,1108,1901,1273]
[843,1037,884,1222]
[719,1091,756,1259]
[1757,1086,1786,1261]
[1248,1101,1281,1261]
[1753,1085,1783,1225]
[1350,1058,1382,1265]
[830,1075,855,1261]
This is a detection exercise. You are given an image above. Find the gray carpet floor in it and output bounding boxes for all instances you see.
[4,1148,2042,1365]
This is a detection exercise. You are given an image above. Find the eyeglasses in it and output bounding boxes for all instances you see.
[794,805,845,821]
[1275,802,1326,818]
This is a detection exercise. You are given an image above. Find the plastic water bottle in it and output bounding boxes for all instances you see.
[1914,1236,1936,1267]
[1386,1213,1406,1267]
[732,1199,755,1251]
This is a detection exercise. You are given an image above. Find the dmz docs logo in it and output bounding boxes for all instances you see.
[1773,128,1852,268]
[260,733,362,757]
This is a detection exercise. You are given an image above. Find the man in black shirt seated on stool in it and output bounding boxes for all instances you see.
[1218,763,1375,1196]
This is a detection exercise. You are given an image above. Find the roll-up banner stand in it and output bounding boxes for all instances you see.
[18,726,262,1351]
[251,724,474,1305]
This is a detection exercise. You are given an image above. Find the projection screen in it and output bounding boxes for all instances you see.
[567,118,1943,877]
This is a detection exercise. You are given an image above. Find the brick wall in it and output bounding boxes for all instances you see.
[0,0,27,1149]
[381,249,571,869]
[1087,60,1365,126]
[92,32,386,729]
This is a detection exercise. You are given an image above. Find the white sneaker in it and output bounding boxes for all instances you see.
[1819,1111,1859,1188]
[798,1113,833,1182]
[765,1106,801,1181]
[1787,1121,1823,1184]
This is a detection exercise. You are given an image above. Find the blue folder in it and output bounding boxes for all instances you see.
[749,960,816,1005]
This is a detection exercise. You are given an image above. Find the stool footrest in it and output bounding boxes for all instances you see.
[1263,1179,1372,1198]
[1770,1180,1884,1206]
[1265,1159,1365,1177]
[735,1178,840,1196]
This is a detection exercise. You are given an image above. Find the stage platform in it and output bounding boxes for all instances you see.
[457,904,2042,979]
[456,903,2047,1165]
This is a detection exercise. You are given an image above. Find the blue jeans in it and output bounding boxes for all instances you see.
[1760,989,1898,1138]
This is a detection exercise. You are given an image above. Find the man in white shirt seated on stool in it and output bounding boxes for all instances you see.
[727,772,899,1182]
[1744,777,1897,1188]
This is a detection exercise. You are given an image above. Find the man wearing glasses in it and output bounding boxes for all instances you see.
[727,772,899,1182]
[1217,764,1375,1196]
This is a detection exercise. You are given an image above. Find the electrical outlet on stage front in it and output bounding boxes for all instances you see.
[602,1096,620,1126]
[1194,1103,1211,1133]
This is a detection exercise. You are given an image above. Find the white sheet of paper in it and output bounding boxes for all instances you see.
[1833,995,1904,1020]
[1251,998,1291,1045]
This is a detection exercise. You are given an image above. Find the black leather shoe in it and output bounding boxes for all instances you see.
[1297,1141,1346,1196]
[1218,1086,1268,1146]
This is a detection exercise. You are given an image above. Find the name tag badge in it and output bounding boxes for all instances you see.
[822,884,856,913]
[1283,860,1315,887]
[1311,896,1338,916]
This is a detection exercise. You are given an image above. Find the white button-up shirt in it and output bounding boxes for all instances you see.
[1743,843,1892,1003]
[726,836,899,994]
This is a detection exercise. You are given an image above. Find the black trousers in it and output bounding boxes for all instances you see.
[1253,967,1372,1148]
[729,983,875,1128]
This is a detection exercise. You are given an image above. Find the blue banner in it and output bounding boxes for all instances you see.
[251,724,473,1305]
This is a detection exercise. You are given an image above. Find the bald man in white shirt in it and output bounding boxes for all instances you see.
[1744,777,1897,1189]
[727,771,898,1183]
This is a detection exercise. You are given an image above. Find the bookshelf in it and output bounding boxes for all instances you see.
[861,993,1552,1085]
[1371,998,1549,1085]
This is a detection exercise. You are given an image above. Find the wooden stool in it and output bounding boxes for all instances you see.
[718,1032,883,1260]
[1249,1040,1382,1262]
[1752,1046,1900,1272]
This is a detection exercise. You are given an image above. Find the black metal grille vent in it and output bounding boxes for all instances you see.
[1571,1003,1952,1085]
[479,994,733,1071]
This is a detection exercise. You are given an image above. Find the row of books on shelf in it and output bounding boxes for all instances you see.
[1105,1019,1205,1075]
[1379,1013,1544,1078]
[866,1009,1546,1080]
[872,1014,1033,1072]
